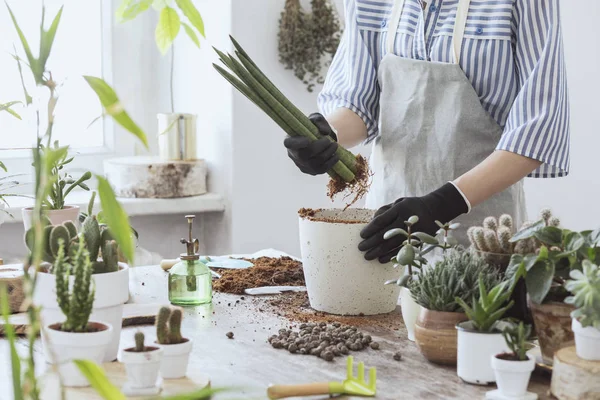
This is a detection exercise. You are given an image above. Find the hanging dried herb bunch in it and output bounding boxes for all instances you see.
[278,0,341,92]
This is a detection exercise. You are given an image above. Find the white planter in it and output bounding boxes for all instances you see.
[491,354,535,397]
[456,321,510,385]
[22,205,80,231]
[572,318,600,360]
[400,287,421,341]
[42,321,113,387]
[118,346,163,389]
[298,209,401,315]
[34,263,129,362]
[0,202,6,227]
[158,339,193,379]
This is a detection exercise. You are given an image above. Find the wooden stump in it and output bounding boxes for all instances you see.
[0,265,25,314]
[104,156,207,198]
[551,346,600,399]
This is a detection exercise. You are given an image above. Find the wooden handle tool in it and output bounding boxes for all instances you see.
[267,382,330,399]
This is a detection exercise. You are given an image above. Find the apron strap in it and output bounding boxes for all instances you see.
[385,0,405,54]
[452,0,472,64]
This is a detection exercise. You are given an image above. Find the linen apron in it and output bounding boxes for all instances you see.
[365,0,527,246]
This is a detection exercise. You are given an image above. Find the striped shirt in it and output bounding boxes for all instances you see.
[318,0,570,178]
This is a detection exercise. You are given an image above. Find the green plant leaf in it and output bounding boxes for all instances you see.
[534,226,563,246]
[162,388,223,400]
[83,76,148,148]
[119,0,153,22]
[155,6,181,54]
[182,22,200,47]
[510,219,545,243]
[564,231,585,253]
[412,232,438,245]
[384,228,407,240]
[526,261,555,304]
[175,0,205,37]
[12,51,32,105]
[96,176,135,263]
[6,2,43,83]
[0,101,22,120]
[73,360,126,400]
[38,6,63,74]
[396,244,415,266]
[0,161,6,172]
[1,284,23,400]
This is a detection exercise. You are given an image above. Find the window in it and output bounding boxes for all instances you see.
[0,0,106,151]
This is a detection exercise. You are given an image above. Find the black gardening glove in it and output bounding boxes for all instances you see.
[358,183,469,263]
[283,113,339,176]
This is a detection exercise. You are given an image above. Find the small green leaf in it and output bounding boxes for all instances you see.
[155,6,181,54]
[83,76,148,149]
[115,0,134,20]
[526,261,555,304]
[175,0,205,37]
[182,22,200,47]
[96,176,135,263]
[39,6,63,74]
[407,216,419,225]
[510,219,545,243]
[564,231,585,253]
[119,0,153,22]
[6,2,42,83]
[396,244,415,266]
[412,232,438,245]
[384,228,407,240]
[449,222,460,230]
[0,101,22,120]
[534,226,563,246]
[587,228,600,247]
[0,161,6,172]
[73,360,126,400]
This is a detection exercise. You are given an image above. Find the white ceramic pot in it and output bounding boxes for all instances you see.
[118,346,163,389]
[572,318,600,360]
[34,263,129,362]
[42,321,113,387]
[22,205,80,231]
[456,321,510,385]
[400,287,421,341]
[298,209,401,315]
[158,338,193,379]
[491,354,535,397]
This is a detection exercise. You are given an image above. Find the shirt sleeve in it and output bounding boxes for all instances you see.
[496,0,570,178]
[317,0,381,144]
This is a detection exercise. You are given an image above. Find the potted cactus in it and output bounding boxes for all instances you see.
[118,331,164,395]
[411,249,501,365]
[155,306,193,379]
[41,239,113,387]
[488,322,536,399]
[455,269,523,385]
[565,260,600,360]
[30,194,129,362]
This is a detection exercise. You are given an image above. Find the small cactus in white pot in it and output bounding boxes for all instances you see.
[155,306,193,379]
[118,331,163,395]
[565,260,600,360]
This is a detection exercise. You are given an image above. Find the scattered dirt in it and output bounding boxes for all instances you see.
[260,292,401,331]
[226,332,234,339]
[496,352,521,361]
[298,208,369,224]
[393,352,402,361]
[327,154,371,209]
[212,257,304,295]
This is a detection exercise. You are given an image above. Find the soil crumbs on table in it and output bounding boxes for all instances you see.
[260,292,401,332]
[213,257,304,295]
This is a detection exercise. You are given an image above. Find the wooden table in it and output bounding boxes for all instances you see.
[1,265,552,400]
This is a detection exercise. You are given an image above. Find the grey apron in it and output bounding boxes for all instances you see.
[365,0,527,246]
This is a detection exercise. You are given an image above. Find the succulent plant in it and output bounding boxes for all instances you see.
[54,238,95,332]
[410,249,502,312]
[501,322,532,361]
[565,260,600,329]
[156,306,186,345]
[25,214,120,274]
[133,331,146,352]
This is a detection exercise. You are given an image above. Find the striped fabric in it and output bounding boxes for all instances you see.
[318,0,570,178]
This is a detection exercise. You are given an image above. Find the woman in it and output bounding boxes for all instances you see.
[284,0,569,262]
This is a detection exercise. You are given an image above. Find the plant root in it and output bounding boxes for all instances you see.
[327,155,371,209]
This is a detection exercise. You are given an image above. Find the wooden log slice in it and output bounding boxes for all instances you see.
[551,346,600,400]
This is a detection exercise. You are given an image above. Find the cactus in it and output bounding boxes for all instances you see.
[483,217,498,232]
[156,306,186,345]
[134,331,146,352]
[499,214,513,231]
[100,240,119,273]
[472,227,489,252]
[54,238,95,332]
[497,226,512,253]
[82,215,101,261]
[484,228,502,253]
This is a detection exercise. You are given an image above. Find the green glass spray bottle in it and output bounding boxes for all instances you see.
[168,215,212,305]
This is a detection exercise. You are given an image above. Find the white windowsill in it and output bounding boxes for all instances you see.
[2,191,226,223]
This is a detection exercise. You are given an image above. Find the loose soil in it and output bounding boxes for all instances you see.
[327,154,371,209]
[212,257,304,295]
[496,352,523,361]
[298,208,369,224]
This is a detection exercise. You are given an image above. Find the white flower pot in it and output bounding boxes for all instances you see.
[34,263,129,362]
[456,321,510,385]
[491,354,535,397]
[158,339,193,379]
[298,209,401,315]
[400,286,421,341]
[42,321,113,387]
[572,318,600,361]
[22,205,80,232]
[118,345,163,389]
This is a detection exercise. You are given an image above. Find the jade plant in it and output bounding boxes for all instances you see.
[565,260,600,329]
[409,249,501,312]
[501,322,532,361]
[156,306,186,345]
[54,239,95,332]
[384,215,459,288]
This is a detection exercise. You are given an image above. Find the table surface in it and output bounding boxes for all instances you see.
[1,262,552,400]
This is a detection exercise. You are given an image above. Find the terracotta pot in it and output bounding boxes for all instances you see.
[22,205,80,231]
[414,309,467,365]
[529,300,575,364]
